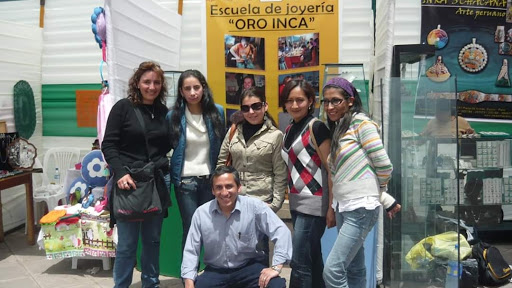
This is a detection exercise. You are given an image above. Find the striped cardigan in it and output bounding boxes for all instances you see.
[329,113,394,206]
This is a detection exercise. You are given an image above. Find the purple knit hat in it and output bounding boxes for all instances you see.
[323,77,354,97]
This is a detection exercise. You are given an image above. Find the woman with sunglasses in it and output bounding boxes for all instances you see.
[280,80,335,288]
[167,69,225,253]
[321,77,400,288]
[217,87,287,264]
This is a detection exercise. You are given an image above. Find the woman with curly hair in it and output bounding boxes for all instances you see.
[102,61,172,288]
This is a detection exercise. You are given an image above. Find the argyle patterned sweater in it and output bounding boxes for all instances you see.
[281,119,328,217]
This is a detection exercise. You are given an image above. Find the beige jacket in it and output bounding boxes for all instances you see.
[217,119,287,212]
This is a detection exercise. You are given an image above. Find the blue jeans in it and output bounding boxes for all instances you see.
[323,208,379,288]
[114,214,164,288]
[195,261,286,288]
[290,211,326,288]
[175,176,214,250]
[236,59,255,69]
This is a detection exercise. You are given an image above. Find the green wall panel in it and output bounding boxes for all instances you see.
[42,84,101,137]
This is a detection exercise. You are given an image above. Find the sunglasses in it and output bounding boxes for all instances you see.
[321,98,345,106]
[241,102,264,113]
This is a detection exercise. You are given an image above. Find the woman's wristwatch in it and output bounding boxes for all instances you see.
[271,265,282,274]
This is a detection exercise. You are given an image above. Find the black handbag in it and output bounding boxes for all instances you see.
[113,161,162,220]
[112,107,163,220]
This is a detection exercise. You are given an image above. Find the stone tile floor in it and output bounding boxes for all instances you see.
[1,224,512,288]
[0,226,291,288]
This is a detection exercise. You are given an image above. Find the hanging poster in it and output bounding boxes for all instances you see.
[420,1,512,120]
[206,0,339,125]
[76,90,101,128]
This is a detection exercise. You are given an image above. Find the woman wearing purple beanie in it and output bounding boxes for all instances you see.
[321,77,401,288]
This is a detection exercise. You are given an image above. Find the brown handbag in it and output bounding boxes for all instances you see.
[225,123,237,166]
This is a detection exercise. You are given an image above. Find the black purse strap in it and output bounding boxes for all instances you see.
[133,106,151,162]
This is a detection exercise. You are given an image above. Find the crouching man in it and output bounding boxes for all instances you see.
[181,165,292,288]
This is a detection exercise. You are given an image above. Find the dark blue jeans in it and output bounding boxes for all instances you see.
[175,176,214,250]
[113,214,164,288]
[195,261,286,288]
[290,211,326,288]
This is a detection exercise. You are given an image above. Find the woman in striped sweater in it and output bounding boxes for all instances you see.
[321,77,401,288]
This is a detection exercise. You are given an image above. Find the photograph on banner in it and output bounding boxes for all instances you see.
[508,0,512,22]
[225,35,265,70]
[278,33,319,70]
[459,90,512,103]
[226,108,240,128]
[225,72,265,105]
[277,71,319,107]
[420,2,512,120]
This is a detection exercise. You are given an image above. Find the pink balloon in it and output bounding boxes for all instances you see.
[96,13,106,41]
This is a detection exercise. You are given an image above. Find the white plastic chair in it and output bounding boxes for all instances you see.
[30,158,60,229]
[33,147,81,222]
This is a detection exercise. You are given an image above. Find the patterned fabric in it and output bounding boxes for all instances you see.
[81,214,116,257]
[282,119,324,196]
[39,214,116,259]
[41,218,84,259]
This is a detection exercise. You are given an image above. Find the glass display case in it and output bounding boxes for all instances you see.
[388,74,462,287]
[385,45,512,288]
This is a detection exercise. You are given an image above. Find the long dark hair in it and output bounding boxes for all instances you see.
[239,87,277,127]
[127,61,167,105]
[279,80,316,114]
[324,83,364,166]
[169,69,224,147]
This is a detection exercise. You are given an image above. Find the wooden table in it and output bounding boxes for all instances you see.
[0,171,35,245]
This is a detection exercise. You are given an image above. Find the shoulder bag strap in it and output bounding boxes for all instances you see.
[308,120,324,162]
[133,106,151,162]
[225,123,237,166]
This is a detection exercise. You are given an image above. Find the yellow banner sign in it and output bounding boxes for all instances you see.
[206,0,339,126]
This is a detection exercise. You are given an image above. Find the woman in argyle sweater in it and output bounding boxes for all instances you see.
[280,80,334,288]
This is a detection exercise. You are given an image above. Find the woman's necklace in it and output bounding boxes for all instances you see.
[143,105,155,119]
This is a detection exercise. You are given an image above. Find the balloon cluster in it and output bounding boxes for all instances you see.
[91,7,106,49]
